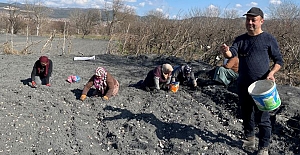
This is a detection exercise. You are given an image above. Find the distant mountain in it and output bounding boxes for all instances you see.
[48,8,75,19]
[0,2,10,7]
[0,2,113,20]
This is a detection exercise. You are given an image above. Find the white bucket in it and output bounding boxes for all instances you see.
[248,80,281,111]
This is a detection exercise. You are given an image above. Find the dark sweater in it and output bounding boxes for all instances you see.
[31,59,53,84]
[171,65,196,84]
[143,65,169,88]
[230,32,284,85]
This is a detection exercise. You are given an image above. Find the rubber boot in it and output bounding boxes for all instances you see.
[242,136,255,149]
[257,147,268,155]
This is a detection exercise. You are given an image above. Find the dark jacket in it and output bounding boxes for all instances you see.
[171,65,196,85]
[143,65,170,88]
[230,32,283,85]
[31,59,53,84]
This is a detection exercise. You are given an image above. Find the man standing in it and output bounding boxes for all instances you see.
[220,7,284,155]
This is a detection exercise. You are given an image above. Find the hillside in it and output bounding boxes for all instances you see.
[0,2,113,19]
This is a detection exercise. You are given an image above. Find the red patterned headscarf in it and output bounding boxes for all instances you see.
[38,56,49,76]
[94,67,107,94]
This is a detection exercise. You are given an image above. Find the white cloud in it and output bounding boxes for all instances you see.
[130,5,137,10]
[207,5,220,17]
[270,0,282,5]
[59,0,76,5]
[75,0,89,5]
[90,4,101,9]
[208,4,217,10]
[147,0,153,6]
[139,2,145,7]
[250,2,258,6]
[48,0,101,8]
[165,13,170,19]
[156,8,163,12]
[94,0,105,3]
[44,1,61,7]
[124,0,137,2]
[235,4,242,8]
[125,4,136,10]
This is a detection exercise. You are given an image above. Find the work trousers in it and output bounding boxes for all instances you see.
[238,83,271,148]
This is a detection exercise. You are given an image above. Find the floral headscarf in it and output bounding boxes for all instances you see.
[94,67,107,94]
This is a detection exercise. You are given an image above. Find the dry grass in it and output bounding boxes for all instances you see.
[2,42,19,55]
[276,71,300,86]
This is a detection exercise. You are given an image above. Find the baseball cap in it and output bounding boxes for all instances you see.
[243,7,264,18]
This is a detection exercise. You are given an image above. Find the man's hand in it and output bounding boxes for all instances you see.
[220,44,229,53]
[220,43,232,58]
[46,83,51,87]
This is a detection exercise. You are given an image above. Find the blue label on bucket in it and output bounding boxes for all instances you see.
[251,86,281,111]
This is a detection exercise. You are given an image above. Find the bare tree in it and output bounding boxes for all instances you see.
[25,0,52,36]
[3,3,24,54]
[203,5,221,18]
[190,6,224,64]
[221,9,243,45]
[268,0,300,85]
[69,8,101,38]
[103,0,135,35]
[223,9,239,19]
[3,4,23,34]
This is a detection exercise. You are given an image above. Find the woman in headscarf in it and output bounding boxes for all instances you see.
[80,67,119,101]
[141,63,173,92]
[31,56,53,88]
[171,65,197,88]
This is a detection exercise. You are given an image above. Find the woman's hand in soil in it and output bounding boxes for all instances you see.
[80,94,87,101]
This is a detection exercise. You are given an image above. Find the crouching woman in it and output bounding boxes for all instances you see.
[80,67,119,101]
[141,63,173,93]
[31,56,53,88]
